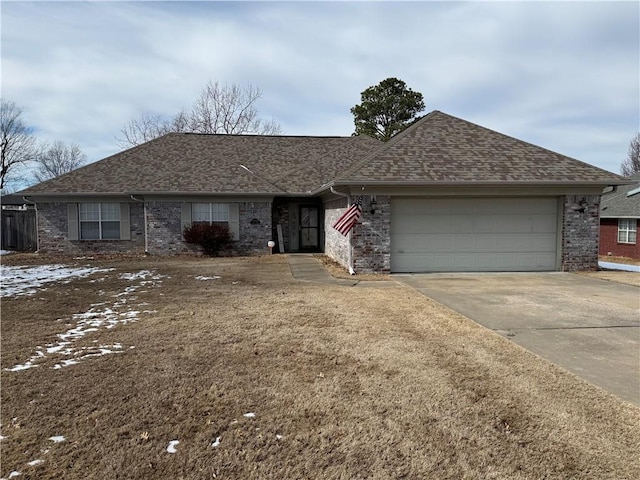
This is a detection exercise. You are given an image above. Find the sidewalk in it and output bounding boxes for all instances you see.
[286,254,395,288]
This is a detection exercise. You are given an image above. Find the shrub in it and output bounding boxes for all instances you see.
[183,223,233,256]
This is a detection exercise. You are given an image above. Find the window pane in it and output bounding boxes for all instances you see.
[80,222,100,240]
[629,231,637,244]
[80,203,100,221]
[102,221,120,240]
[101,203,120,221]
[192,203,210,222]
[211,203,229,222]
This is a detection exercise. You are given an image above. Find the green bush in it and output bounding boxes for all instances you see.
[183,223,233,256]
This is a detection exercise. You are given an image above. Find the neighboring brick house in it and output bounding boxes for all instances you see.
[599,173,640,259]
[20,111,627,273]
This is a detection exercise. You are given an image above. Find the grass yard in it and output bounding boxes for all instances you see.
[1,254,639,479]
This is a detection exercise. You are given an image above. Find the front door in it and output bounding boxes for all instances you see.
[299,205,320,251]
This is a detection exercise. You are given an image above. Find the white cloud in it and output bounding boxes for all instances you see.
[2,0,638,178]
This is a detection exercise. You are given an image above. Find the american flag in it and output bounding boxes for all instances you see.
[332,198,362,236]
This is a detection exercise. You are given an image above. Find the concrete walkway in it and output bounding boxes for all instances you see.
[286,254,395,288]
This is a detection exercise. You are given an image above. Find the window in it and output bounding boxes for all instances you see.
[79,203,121,240]
[618,219,637,244]
[192,203,229,224]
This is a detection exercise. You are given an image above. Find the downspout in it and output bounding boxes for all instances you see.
[22,196,39,252]
[330,187,356,275]
[130,195,148,255]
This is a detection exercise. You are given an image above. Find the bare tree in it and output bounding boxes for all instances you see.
[33,140,87,183]
[117,82,282,148]
[1,99,39,191]
[621,132,640,177]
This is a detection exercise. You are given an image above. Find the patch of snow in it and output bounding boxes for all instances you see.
[6,270,164,372]
[48,436,65,443]
[0,250,13,255]
[119,270,164,281]
[243,412,256,418]
[8,471,21,478]
[211,436,221,447]
[598,261,640,272]
[5,361,38,372]
[0,435,6,441]
[166,440,179,453]
[195,275,221,281]
[26,459,43,467]
[276,434,283,440]
[0,265,114,297]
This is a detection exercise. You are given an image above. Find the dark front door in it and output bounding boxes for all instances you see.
[299,205,320,251]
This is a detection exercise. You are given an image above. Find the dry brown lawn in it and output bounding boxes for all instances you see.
[1,254,639,479]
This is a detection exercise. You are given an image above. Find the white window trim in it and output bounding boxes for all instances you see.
[617,218,637,244]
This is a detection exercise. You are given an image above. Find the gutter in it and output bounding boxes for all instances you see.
[130,195,149,255]
[330,187,355,275]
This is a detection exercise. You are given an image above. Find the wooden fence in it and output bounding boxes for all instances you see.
[1,208,37,252]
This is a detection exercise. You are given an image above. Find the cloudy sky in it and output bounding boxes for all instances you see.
[2,0,638,189]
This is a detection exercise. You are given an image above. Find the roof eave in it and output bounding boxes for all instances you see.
[331,179,632,187]
[22,191,283,198]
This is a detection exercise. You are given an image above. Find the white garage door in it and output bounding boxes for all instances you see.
[391,197,558,272]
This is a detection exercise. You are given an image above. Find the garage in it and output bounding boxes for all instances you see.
[391,197,559,272]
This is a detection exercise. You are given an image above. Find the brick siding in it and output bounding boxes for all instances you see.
[37,202,145,255]
[599,218,640,259]
[323,197,350,269]
[561,195,600,271]
[324,195,391,274]
[37,201,271,256]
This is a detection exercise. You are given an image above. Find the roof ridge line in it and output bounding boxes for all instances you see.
[329,110,441,184]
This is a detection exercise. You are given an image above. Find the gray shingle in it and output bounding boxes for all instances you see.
[23,134,376,195]
[22,110,625,197]
[335,111,626,185]
[600,173,640,218]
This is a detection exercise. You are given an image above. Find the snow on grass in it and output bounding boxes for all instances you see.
[195,275,221,281]
[48,436,65,443]
[0,250,13,255]
[5,269,165,372]
[1,264,114,297]
[243,412,256,418]
[166,440,180,453]
[211,436,221,447]
[26,459,43,467]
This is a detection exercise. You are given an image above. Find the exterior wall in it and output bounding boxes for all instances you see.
[599,218,640,259]
[352,195,391,273]
[147,202,192,255]
[323,197,350,269]
[37,201,271,256]
[561,195,600,271]
[37,202,145,254]
[147,201,271,255]
[238,201,272,254]
[324,196,392,274]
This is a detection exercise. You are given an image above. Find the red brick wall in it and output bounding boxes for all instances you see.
[599,218,640,259]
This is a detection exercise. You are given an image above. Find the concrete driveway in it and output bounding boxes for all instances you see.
[395,273,640,406]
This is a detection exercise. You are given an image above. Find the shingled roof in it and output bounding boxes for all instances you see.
[333,111,626,186]
[23,110,625,197]
[600,173,640,218]
[23,134,381,196]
